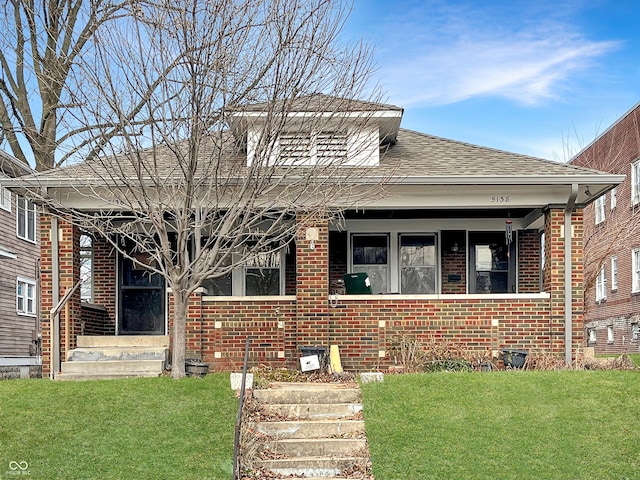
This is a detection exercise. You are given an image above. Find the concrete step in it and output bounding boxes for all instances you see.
[56,372,161,381]
[254,457,363,477]
[61,359,165,376]
[256,420,365,439]
[68,346,168,363]
[253,382,361,404]
[260,402,363,420]
[264,438,366,457]
[77,335,169,348]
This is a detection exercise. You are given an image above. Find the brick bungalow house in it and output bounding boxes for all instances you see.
[3,96,623,379]
[570,103,640,354]
[0,151,41,379]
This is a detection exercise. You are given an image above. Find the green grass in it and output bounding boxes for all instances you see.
[0,374,237,479]
[362,371,640,480]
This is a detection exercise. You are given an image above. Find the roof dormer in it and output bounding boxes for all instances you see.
[229,94,403,167]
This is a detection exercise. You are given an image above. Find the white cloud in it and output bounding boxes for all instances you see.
[369,2,621,108]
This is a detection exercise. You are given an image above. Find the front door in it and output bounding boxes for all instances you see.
[118,251,166,335]
[469,232,516,294]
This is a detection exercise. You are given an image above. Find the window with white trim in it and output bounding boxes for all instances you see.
[632,160,640,206]
[588,328,597,344]
[17,277,36,316]
[610,187,617,210]
[352,234,389,294]
[611,256,618,291]
[607,325,614,344]
[16,196,36,242]
[80,234,93,302]
[632,323,639,342]
[594,195,605,224]
[244,248,284,296]
[595,265,606,303]
[399,234,436,294]
[0,180,11,212]
[633,248,640,293]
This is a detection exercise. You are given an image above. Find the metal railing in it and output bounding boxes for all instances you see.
[232,337,252,480]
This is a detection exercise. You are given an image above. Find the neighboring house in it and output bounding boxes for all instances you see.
[5,95,623,378]
[0,150,40,379]
[570,103,640,354]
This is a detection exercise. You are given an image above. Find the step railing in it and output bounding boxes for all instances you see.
[232,337,252,480]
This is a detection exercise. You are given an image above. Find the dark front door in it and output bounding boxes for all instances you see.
[469,231,516,294]
[118,251,166,335]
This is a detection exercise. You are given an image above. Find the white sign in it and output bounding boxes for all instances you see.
[300,355,320,372]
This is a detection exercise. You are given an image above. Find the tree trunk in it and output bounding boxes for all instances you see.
[171,293,188,378]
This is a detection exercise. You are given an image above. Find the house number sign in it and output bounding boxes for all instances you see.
[491,195,510,203]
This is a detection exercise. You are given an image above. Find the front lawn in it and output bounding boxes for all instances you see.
[0,374,237,479]
[362,371,640,480]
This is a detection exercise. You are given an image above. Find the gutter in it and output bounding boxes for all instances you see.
[564,184,578,366]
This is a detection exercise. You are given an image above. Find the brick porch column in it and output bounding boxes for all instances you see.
[40,214,81,378]
[543,207,584,360]
[295,213,330,354]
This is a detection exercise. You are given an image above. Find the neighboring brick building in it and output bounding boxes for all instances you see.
[570,103,640,354]
[0,151,41,378]
[6,95,623,377]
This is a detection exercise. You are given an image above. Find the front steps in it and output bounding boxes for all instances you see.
[247,382,372,479]
[57,336,169,380]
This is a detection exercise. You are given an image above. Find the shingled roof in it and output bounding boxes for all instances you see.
[11,126,617,188]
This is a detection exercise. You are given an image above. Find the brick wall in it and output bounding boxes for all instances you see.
[570,105,640,353]
[518,230,541,293]
[81,304,114,336]
[441,230,466,294]
[199,295,553,371]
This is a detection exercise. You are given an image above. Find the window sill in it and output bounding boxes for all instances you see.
[17,236,37,245]
[17,312,36,318]
[203,295,296,302]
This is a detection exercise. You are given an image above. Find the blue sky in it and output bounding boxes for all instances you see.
[342,0,640,161]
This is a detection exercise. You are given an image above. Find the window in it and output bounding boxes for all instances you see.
[588,328,597,344]
[633,248,640,293]
[16,196,36,242]
[17,277,36,316]
[610,187,617,210]
[611,256,618,291]
[399,234,436,294]
[632,323,639,342]
[352,234,389,294]
[632,160,640,206]
[0,180,10,212]
[607,325,614,344]
[80,234,93,302]
[594,195,605,224]
[244,249,283,296]
[595,265,606,303]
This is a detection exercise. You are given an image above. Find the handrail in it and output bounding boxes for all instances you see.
[49,279,82,379]
[232,337,252,480]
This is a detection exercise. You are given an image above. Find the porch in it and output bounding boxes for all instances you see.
[42,206,582,377]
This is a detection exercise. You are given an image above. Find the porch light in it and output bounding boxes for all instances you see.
[450,242,459,253]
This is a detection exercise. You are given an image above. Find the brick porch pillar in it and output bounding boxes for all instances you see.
[40,214,81,378]
[543,207,584,360]
[295,213,330,356]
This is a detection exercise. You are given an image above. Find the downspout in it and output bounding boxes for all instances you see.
[51,216,59,379]
[564,184,578,366]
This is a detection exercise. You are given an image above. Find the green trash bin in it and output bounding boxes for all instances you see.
[343,273,372,294]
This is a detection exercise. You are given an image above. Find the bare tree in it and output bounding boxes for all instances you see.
[0,0,145,171]
[24,0,388,377]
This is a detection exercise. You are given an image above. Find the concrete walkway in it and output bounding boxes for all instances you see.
[247,382,373,479]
